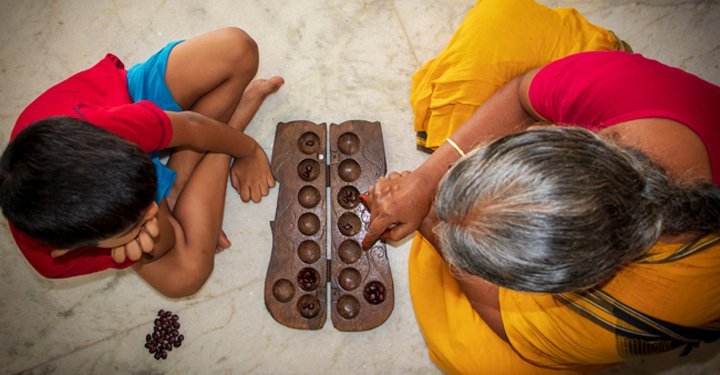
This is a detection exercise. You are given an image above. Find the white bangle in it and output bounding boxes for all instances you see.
[445,138,466,157]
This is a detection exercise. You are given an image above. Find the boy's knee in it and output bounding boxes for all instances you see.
[215,27,259,75]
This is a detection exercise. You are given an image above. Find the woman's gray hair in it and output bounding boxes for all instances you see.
[434,127,720,293]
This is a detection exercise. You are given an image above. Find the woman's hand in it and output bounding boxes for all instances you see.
[361,170,435,249]
[111,217,160,263]
[230,143,276,203]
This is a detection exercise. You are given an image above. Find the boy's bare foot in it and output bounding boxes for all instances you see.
[245,76,284,98]
[216,229,231,253]
[228,76,285,131]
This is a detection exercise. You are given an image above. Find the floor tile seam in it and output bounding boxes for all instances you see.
[390,1,421,70]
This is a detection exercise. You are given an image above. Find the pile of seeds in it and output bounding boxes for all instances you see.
[144,309,184,360]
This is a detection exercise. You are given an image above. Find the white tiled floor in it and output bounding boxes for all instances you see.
[0,1,718,373]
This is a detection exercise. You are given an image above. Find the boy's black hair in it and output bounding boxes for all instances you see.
[0,116,157,249]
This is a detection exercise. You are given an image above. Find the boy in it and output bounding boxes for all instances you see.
[0,27,284,297]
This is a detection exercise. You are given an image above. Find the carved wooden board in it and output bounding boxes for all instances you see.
[264,120,393,331]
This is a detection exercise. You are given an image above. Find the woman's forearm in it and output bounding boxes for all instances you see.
[414,71,538,191]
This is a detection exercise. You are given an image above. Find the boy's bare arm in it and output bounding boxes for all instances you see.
[165,111,260,158]
[132,205,214,298]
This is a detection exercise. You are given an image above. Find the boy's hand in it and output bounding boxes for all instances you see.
[230,144,276,203]
[111,217,160,263]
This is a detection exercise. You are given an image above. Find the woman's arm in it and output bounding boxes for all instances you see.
[165,110,260,159]
[418,206,509,342]
[363,68,542,248]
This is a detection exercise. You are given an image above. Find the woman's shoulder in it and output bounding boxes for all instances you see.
[598,118,712,184]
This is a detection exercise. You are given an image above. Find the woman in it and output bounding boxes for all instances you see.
[363,1,720,373]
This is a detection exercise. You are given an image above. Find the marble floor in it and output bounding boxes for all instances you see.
[1,0,719,373]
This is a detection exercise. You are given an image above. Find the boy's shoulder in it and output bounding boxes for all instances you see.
[12,54,172,153]
[13,54,133,139]
[8,220,136,279]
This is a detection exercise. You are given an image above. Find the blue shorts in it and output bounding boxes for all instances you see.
[126,40,185,203]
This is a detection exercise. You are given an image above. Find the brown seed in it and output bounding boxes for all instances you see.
[297,267,320,291]
[298,132,321,154]
[363,281,387,305]
[338,213,361,236]
[297,295,321,318]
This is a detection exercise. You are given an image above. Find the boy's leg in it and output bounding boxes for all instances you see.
[133,28,281,296]
[137,92,276,296]
[163,27,282,209]
[163,27,256,209]
[166,27,258,124]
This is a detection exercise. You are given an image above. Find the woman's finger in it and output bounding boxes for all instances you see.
[363,213,395,249]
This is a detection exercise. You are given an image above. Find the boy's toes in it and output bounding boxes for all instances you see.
[216,230,231,253]
[245,76,285,99]
[267,76,285,91]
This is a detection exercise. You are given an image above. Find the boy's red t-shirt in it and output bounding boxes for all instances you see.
[8,54,172,278]
[529,51,720,186]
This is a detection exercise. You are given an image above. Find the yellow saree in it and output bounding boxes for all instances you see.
[408,0,720,373]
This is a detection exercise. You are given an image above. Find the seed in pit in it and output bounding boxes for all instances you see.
[297,295,321,318]
[297,267,320,291]
[338,186,360,209]
[338,213,361,236]
[363,281,387,305]
[298,132,321,154]
[297,159,320,181]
